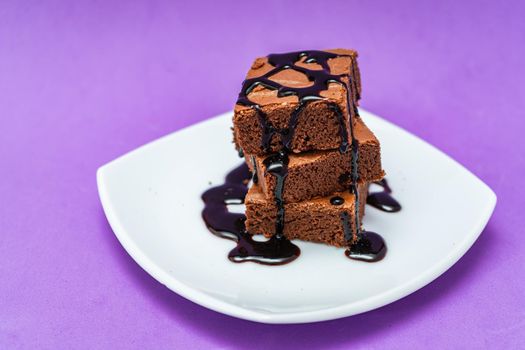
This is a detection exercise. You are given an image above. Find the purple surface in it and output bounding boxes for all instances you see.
[0,0,523,348]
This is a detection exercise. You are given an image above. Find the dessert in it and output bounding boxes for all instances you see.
[233,49,361,155]
[202,49,401,265]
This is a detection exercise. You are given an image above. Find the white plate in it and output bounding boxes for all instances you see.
[97,109,496,324]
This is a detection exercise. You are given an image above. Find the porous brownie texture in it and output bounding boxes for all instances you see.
[246,117,384,203]
[233,49,361,156]
[245,183,368,247]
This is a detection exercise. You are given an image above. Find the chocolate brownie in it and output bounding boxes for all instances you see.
[246,117,384,203]
[233,49,361,156]
[245,183,368,247]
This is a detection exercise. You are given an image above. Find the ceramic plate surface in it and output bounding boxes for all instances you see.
[97,109,496,324]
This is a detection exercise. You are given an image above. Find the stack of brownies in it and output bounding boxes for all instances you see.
[232,49,384,247]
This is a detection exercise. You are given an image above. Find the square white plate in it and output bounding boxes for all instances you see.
[97,109,496,324]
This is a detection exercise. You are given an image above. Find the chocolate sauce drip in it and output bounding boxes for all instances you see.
[262,151,289,237]
[281,102,309,150]
[367,179,402,213]
[251,105,275,153]
[229,234,300,264]
[347,136,360,236]
[345,231,386,262]
[330,196,345,205]
[340,211,353,242]
[250,155,259,184]
[328,103,350,153]
[202,163,300,265]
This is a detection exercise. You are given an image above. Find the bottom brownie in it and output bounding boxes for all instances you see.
[245,183,368,247]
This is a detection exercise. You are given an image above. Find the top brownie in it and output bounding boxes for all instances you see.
[233,49,361,156]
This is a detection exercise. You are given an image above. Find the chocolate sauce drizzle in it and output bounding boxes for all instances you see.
[249,155,258,184]
[262,151,289,237]
[367,179,402,213]
[345,231,387,262]
[203,50,399,265]
[202,163,300,265]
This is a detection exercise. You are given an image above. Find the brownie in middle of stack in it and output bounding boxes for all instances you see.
[232,49,384,248]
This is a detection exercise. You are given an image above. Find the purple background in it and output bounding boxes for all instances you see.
[1,0,524,348]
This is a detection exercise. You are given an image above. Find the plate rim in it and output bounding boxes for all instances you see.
[97,109,497,324]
